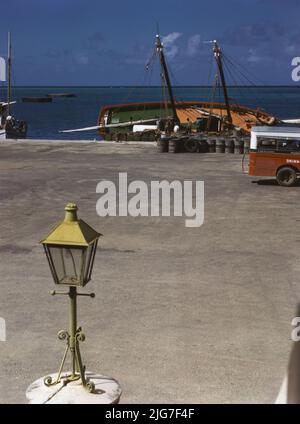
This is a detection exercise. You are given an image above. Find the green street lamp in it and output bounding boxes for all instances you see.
[41,203,102,393]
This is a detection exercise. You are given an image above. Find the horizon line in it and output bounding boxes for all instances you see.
[4,84,300,88]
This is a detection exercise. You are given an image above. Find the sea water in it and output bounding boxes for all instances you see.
[1,86,300,140]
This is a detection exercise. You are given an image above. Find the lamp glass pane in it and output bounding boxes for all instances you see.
[48,245,85,285]
[83,243,93,282]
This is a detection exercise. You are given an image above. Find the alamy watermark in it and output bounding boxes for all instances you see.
[96,172,204,227]
[291,57,300,82]
[0,317,6,342]
[291,317,300,341]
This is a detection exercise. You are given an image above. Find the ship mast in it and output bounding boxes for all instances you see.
[155,34,179,123]
[213,40,232,125]
[7,32,12,116]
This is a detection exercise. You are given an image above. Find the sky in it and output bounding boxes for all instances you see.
[0,0,300,85]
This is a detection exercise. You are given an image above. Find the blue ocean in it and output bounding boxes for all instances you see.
[2,86,300,140]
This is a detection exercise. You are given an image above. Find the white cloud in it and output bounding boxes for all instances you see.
[75,54,89,65]
[285,44,298,55]
[247,48,262,63]
[187,34,201,57]
[162,32,182,60]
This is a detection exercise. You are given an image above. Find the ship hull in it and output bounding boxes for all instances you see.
[98,100,277,139]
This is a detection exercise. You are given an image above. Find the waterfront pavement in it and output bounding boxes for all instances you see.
[0,139,299,403]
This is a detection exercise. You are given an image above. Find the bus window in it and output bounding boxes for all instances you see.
[276,139,300,152]
[257,138,277,152]
[257,138,300,152]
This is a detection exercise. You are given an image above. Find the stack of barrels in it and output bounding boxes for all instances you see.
[158,136,250,154]
[214,137,250,154]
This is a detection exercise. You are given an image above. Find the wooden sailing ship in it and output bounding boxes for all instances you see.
[62,34,299,140]
[96,37,279,140]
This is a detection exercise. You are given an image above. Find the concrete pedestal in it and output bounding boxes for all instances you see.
[26,372,122,404]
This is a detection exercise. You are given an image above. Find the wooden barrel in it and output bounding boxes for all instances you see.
[112,132,118,142]
[128,132,135,141]
[225,138,234,154]
[183,138,198,153]
[148,132,156,141]
[198,140,209,153]
[141,132,149,141]
[207,139,216,153]
[216,138,225,153]
[244,138,250,153]
[157,139,169,153]
[169,139,180,153]
[133,132,141,141]
[234,138,244,154]
[118,132,127,142]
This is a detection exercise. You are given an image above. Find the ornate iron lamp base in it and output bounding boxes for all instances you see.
[44,287,96,393]
[44,327,95,393]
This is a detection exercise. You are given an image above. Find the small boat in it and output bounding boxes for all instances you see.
[0,33,27,139]
[46,93,76,98]
[22,96,52,103]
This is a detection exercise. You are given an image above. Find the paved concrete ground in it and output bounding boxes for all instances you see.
[0,139,299,404]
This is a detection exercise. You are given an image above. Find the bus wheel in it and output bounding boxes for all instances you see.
[276,167,297,187]
[184,139,198,153]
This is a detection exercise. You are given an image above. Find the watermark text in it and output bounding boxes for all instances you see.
[96,173,204,227]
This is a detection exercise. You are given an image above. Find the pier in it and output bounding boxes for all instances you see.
[0,139,298,403]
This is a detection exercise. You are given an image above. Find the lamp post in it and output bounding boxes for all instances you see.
[41,203,101,393]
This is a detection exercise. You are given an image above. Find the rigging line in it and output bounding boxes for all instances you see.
[162,53,177,103]
[206,73,219,131]
[207,73,220,123]
[225,52,291,106]
[147,56,155,88]
[222,56,265,109]
[168,63,179,87]
[224,55,259,88]
[111,44,157,114]
[224,52,266,86]
[106,58,152,117]
[204,57,215,109]
[207,51,214,86]
[222,55,257,105]
[142,53,157,106]
[223,52,274,108]
[208,74,218,109]
[222,53,270,108]
[167,62,185,103]
[160,72,168,119]
[218,82,223,119]
[222,58,247,107]
[146,46,157,71]
[157,55,166,119]
[144,50,157,91]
